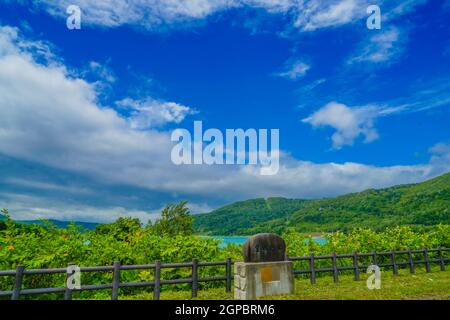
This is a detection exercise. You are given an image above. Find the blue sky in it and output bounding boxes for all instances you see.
[0,0,449,223]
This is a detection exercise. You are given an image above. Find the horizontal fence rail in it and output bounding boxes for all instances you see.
[0,248,448,300]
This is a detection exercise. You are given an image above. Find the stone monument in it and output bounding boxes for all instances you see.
[234,233,294,300]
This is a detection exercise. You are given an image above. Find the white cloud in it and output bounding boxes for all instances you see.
[0,25,449,222]
[0,25,174,188]
[349,27,406,65]
[277,60,310,80]
[301,77,450,149]
[281,0,426,32]
[384,0,427,18]
[32,0,235,28]
[0,190,214,222]
[116,98,197,129]
[294,0,365,31]
[0,192,159,223]
[0,25,56,62]
[28,0,427,32]
[4,178,92,194]
[429,143,450,169]
[303,102,380,149]
[87,61,116,83]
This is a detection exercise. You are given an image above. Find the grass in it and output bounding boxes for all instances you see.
[126,267,450,300]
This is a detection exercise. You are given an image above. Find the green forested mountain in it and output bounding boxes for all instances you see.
[193,172,450,235]
[193,197,308,235]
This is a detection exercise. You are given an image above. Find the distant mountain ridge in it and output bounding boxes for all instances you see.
[0,217,99,230]
[22,219,99,230]
[193,172,450,235]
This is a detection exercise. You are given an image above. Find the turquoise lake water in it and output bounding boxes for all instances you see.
[209,236,327,248]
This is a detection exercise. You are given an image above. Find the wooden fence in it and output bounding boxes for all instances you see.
[0,248,448,300]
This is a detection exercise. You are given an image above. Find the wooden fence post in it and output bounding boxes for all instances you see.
[225,258,232,293]
[438,248,445,271]
[192,258,198,298]
[11,265,25,300]
[309,254,316,285]
[372,251,378,266]
[423,249,431,273]
[391,251,398,275]
[352,251,360,281]
[331,252,338,283]
[112,261,121,300]
[153,260,161,300]
[408,249,415,274]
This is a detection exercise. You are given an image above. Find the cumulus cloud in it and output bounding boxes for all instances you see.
[0,25,449,222]
[303,102,380,149]
[0,25,56,62]
[0,25,173,187]
[116,98,197,129]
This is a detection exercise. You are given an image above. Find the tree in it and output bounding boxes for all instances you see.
[0,208,8,231]
[154,201,194,237]
[94,217,142,242]
[0,208,15,231]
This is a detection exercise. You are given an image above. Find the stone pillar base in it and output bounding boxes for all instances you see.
[234,261,294,300]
